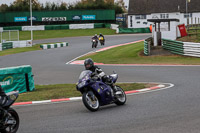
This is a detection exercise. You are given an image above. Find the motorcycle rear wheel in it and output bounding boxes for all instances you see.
[82,91,99,112]
[114,86,126,105]
[0,108,19,133]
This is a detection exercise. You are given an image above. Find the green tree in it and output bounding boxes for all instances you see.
[0,4,9,12]
[4,0,41,11]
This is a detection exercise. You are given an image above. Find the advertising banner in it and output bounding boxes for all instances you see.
[72,15,82,21]
[14,17,27,22]
[42,17,67,21]
[82,15,96,20]
[28,16,37,21]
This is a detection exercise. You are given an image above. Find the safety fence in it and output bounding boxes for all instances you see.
[162,39,200,57]
[40,42,68,50]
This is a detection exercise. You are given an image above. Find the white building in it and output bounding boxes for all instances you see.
[128,0,200,28]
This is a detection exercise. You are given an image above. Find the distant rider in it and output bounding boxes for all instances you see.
[99,33,105,42]
[92,34,98,42]
[84,58,119,94]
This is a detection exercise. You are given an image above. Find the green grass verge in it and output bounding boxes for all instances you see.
[0,44,41,56]
[19,28,116,40]
[16,83,154,102]
[177,35,200,42]
[79,41,200,65]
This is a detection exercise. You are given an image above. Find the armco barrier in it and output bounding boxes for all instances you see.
[162,39,184,55]
[0,41,32,51]
[94,23,105,28]
[45,24,69,30]
[162,39,200,57]
[2,42,13,50]
[69,24,94,29]
[183,42,200,57]
[3,26,22,31]
[3,23,114,31]
[40,42,68,50]
[119,28,151,34]
[144,38,152,56]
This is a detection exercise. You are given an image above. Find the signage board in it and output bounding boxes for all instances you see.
[28,16,37,21]
[42,17,67,21]
[82,15,96,20]
[72,15,82,20]
[14,17,27,22]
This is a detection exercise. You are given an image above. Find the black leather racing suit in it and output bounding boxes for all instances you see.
[0,86,7,120]
[88,65,112,86]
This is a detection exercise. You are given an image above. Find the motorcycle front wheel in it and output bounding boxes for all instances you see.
[82,91,99,112]
[92,43,95,48]
[114,86,126,105]
[95,42,97,48]
[0,108,19,133]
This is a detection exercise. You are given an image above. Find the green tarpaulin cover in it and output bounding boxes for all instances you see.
[0,65,35,93]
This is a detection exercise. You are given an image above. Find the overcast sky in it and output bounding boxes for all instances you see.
[0,0,129,7]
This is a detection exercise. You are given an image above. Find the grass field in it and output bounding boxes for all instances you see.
[19,28,116,40]
[79,41,200,65]
[177,35,200,42]
[0,44,41,56]
[177,28,200,42]
[16,83,154,102]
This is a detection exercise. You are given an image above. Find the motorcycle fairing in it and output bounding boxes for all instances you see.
[90,81,114,105]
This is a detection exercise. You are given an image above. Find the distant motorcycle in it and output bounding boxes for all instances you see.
[0,91,19,133]
[92,39,98,48]
[99,37,104,46]
[76,70,126,112]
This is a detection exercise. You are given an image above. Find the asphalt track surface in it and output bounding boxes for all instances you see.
[1,34,200,133]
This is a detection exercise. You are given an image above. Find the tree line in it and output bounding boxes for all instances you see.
[0,0,125,14]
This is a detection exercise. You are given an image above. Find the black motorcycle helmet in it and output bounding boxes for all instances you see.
[84,58,94,70]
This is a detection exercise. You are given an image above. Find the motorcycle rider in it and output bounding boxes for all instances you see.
[99,33,105,43]
[84,58,119,94]
[91,34,98,43]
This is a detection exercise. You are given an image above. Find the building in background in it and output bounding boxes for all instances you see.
[128,0,200,28]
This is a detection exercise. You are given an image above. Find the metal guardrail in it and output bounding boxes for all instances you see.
[162,39,200,57]
[144,37,152,56]
[162,39,184,55]
[2,42,13,50]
